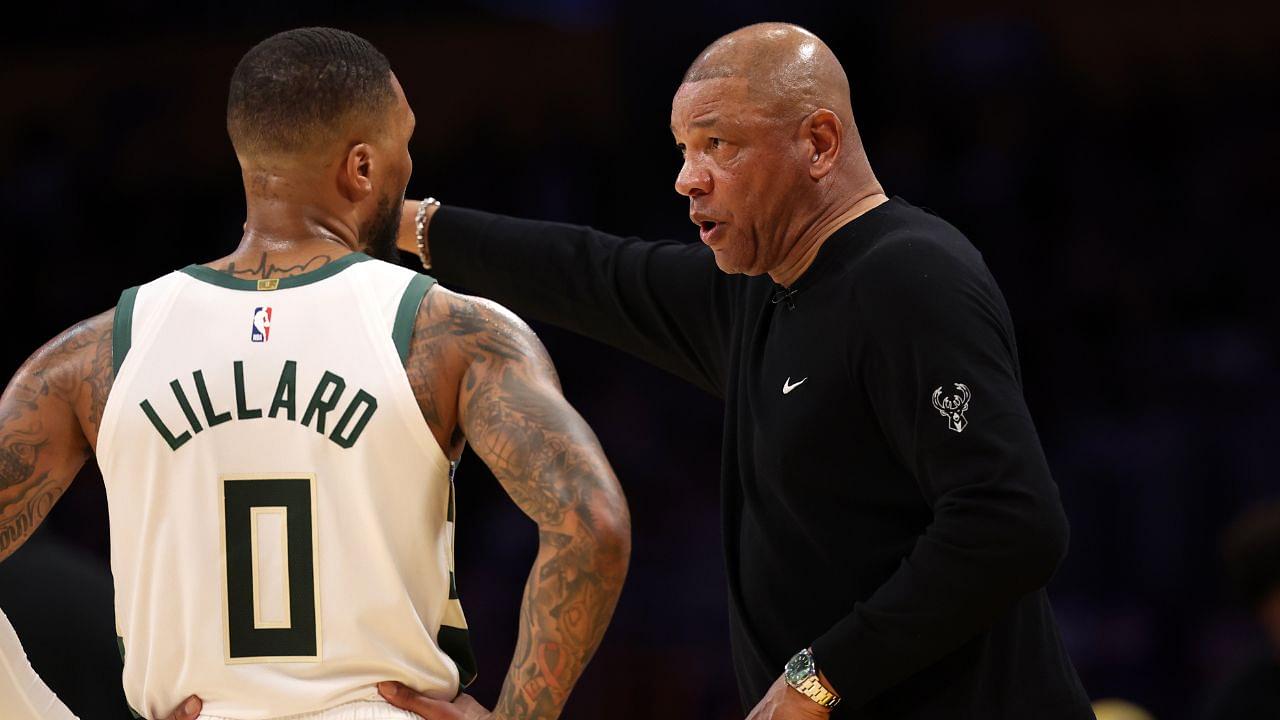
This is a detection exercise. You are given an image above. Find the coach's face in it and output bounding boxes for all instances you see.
[671,77,810,276]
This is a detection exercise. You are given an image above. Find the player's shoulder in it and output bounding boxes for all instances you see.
[414,285,545,364]
[17,308,115,438]
[32,309,113,376]
[348,254,420,282]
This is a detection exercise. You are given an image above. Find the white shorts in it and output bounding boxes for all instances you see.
[200,700,419,720]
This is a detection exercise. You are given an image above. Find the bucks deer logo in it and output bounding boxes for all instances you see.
[932,383,971,433]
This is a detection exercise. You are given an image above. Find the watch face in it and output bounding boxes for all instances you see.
[784,650,815,686]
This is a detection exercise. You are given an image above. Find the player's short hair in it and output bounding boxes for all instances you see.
[227,27,396,157]
[1222,500,1280,610]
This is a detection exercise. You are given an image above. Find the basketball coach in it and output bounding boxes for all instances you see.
[385,22,1092,720]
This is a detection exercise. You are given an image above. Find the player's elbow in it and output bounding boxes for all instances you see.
[589,498,632,573]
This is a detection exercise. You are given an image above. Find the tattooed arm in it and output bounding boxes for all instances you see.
[0,311,112,563]
[460,296,631,720]
[388,288,631,720]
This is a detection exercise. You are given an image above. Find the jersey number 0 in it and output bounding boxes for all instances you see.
[220,475,320,662]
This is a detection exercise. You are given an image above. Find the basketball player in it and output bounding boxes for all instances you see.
[0,27,630,720]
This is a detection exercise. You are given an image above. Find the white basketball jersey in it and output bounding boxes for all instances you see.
[95,254,474,720]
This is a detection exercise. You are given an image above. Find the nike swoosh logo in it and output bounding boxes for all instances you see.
[782,377,808,394]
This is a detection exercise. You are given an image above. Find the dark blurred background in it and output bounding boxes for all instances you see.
[1,1,1277,718]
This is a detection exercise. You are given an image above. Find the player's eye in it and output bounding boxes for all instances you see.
[676,144,686,157]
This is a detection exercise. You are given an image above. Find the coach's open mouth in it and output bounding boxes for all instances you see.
[698,220,725,244]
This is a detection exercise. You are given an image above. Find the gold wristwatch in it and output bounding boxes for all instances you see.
[783,647,841,709]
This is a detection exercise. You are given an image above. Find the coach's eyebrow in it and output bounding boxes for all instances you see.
[670,115,721,132]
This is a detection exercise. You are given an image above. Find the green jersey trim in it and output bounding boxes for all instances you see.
[439,624,478,690]
[179,252,372,291]
[112,286,139,376]
[392,274,438,365]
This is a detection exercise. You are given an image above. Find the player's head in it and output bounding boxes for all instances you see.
[671,23,873,276]
[1223,500,1280,650]
[227,27,412,262]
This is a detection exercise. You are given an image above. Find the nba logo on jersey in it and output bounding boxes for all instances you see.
[251,307,272,342]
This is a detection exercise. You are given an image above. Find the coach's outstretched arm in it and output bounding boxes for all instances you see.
[383,289,631,720]
[397,200,731,397]
[0,312,112,563]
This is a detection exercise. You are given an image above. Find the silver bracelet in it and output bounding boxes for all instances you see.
[415,196,441,270]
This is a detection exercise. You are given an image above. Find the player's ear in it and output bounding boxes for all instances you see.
[338,143,375,202]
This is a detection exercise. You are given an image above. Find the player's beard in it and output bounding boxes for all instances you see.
[361,192,403,263]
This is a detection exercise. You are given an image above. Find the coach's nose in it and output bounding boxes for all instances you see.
[675,158,711,198]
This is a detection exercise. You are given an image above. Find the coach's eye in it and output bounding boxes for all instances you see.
[710,137,722,149]
[676,144,686,157]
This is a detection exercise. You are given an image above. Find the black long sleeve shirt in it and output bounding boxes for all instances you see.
[429,197,1093,719]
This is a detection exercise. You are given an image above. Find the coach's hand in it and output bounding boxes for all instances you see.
[162,695,202,720]
[397,199,442,266]
[398,200,421,255]
[744,676,832,720]
[379,681,491,720]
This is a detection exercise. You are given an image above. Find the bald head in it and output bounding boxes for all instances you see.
[683,23,853,127]
[670,23,883,282]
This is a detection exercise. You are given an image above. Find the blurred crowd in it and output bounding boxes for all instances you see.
[0,2,1276,718]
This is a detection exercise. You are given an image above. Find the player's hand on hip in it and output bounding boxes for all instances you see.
[161,695,202,720]
[744,676,831,720]
[379,681,490,720]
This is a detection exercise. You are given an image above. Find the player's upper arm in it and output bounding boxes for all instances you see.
[443,291,629,542]
[0,310,112,561]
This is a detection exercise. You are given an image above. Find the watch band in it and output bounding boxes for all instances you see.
[795,674,841,709]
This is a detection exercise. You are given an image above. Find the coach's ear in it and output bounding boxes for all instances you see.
[161,695,202,720]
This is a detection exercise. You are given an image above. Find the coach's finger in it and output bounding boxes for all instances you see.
[162,695,202,720]
[378,681,458,719]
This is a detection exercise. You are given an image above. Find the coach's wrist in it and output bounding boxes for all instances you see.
[397,198,442,266]
[784,647,841,709]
